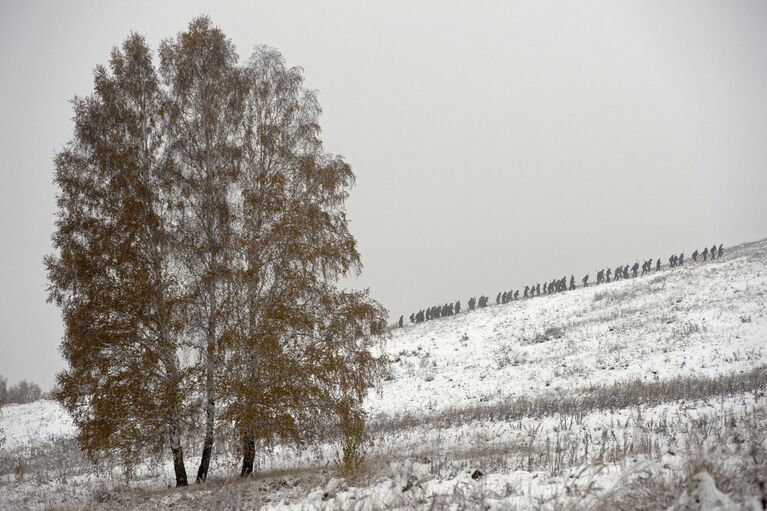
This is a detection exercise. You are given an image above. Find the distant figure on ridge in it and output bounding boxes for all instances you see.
[692,249,698,262]
[702,246,708,261]
[656,259,662,271]
[631,262,639,277]
[718,244,723,257]
[582,274,589,287]
[606,268,612,282]
[711,244,717,259]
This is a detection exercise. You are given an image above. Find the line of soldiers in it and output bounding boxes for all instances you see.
[398,243,725,328]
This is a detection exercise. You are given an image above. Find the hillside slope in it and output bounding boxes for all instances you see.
[1,239,766,510]
[369,239,767,416]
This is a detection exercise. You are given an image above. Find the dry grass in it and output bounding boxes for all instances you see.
[368,365,767,436]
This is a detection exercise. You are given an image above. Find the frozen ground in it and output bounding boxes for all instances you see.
[1,238,766,509]
[370,239,767,417]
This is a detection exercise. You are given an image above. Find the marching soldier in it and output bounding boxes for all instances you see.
[631,262,639,277]
[606,268,612,282]
[702,246,708,261]
[718,244,723,257]
[656,259,662,271]
[582,274,589,287]
[692,249,698,262]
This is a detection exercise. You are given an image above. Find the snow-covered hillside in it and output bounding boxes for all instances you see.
[1,238,766,509]
[369,238,767,416]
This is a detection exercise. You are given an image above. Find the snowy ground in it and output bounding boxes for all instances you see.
[1,238,766,509]
[369,238,767,417]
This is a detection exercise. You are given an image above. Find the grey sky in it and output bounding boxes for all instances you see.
[1,0,766,389]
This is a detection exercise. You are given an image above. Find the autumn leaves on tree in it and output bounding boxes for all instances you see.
[45,17,387,487]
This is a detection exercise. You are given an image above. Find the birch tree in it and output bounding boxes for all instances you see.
[46,33,192,486]
[158,16,244,483]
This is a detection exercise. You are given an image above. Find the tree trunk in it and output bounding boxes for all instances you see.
[240,433,256,476]
[196,381,215,483]
[196,269,218,484]
[170,430,188,487]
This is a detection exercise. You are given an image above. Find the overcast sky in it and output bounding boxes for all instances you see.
[1,0,766,389]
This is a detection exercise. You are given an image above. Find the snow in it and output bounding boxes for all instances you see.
[1,238,766,509]
[0,399,75,450]
[368,239,767,416]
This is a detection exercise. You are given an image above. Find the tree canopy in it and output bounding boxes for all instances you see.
[46,16,387,487]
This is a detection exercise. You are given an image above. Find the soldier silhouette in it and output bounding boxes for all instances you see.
[679,253,684,266]
[596,269,604,284]
[514,290,519,300]
[656,259,662,271]
[543,282,548,295]
[711,244,717,259]
[455,300,461,314]
[692,249,698,262]
[623,264,630,277]
[496,292,501,305]
[702,246,708,261]
[524,286,530,298]
[718,244,723,257]
[409,313,415,323]
[582,274,589,287]
[669,255,675,267]
[398,316,404,328]
[631,262,639,277]
[536,283,541,296]
[606,268,612,282]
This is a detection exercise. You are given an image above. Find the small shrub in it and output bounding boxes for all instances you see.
[13,460,25,483]
[337,406,367,477]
